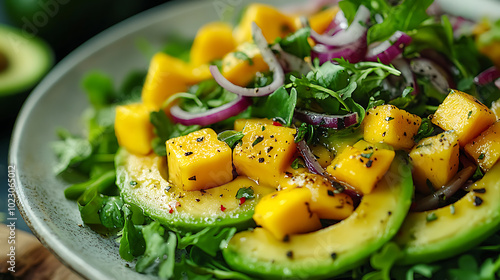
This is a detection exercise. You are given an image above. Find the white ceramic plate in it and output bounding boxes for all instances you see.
[10,0,500,279]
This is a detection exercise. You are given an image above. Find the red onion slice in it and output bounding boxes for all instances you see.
[297,140,328,176]
[412,162,476,212]
[309,5,370,47]
[474,66,500,86]
[365,31,412,65]
[311,36,367,64]
[495,78,500,90]
[324,9,348,36]
[170,96,252,126]
[389,58,419,95]
[271,44,313,75]
[410,58,453,94]
[295,109,358,129]
[209,22,285,97]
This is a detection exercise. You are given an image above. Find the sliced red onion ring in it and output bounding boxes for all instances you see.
[410,58,453,94]
[297,140,328,176]
[295,109,358,129]
[365,31,412,65]
[388,58,419,96]
[210,22,284,97]
[311,36,367,64]
[170,96,251,126]
[495,78,500,90]
[324,9,348,36]
[412,161,476,212]
[309,5,370,47]
[474,66,500,86]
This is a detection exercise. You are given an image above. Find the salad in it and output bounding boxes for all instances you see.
[52,0,500,279]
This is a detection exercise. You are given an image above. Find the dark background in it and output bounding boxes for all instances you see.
[0,0,171,233]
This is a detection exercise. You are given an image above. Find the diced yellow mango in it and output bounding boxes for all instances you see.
[308,6,340,34]
[431,89,496,146]
[221,42,269,87]
[141,52,211,110]
[491,98,500,120]
[190,22,236,67]
[280,172,353,220]
[311,144,333,168]
[234,4,296,44]
[362,104,422,150]
[326,145,395,194]
[233,118,274,131]
[465,121,500,172]
[253,187,322,241]
[233,123,296,187]
[409,131,460,193]
[114,103,154,155]
[166,128,233,191]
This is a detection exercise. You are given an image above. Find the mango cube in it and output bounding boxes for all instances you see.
[409,131,460,193]
[166,128,233,191]
[431,89,496,146]
[465,121,500,172]
[221,42,269,87]
[362,105,422,150]
[233,123,296,187]
[190,22,236,67]
[114,103,154,155]
[280,172,353,220]
[141,52,211,110]
[253,187,322,241]
[233,118,274,132]
[233,3,296,44]
[326,144,395,194]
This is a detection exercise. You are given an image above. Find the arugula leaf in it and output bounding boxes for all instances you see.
[119,205,146,262]
[276,27,312,59]
[99,197,124,229]
[82,71,116,109]
[178,227,237,257]
[366,0,433,44]
[250,86,297,126]
[136,222,177,279]
[52,129,93,175]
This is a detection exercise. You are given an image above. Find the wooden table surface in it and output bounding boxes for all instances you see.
[0,225,83,280]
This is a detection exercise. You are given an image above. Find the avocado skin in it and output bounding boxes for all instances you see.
[394,163,500,265]
[222,155,414,279]
[0,25,53,120]
[115,148,270,233]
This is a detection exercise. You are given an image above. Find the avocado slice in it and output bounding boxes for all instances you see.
[222,155,413,279]
[394,163,500,265]
[115,148,275,232]
[0,24,53,117]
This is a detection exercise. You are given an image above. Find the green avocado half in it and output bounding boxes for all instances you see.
[115,149,275,233]
[394,162,500,265]
[0,24,53,117]
[222,155,414,279]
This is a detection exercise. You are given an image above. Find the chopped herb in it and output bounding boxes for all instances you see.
[474,196,483,206]
[327,190,335,197]
[252,136,264,147]
[450,204,455,215]
[196,137,204,142]
[184,151,193,156]
[426,212,438,222]
[188,176,196,181]
[233,51,253,65]
[478,153,485,160]
[258,157,265,163]
[467,110,473,119]
[385,116,395,121]
[291,158,305,169]
[366,160,373,168]
[360,152,373,159]
[236,187,255,199]
[262,126,266,131]
[286,251,294,259]
[331,252,337,260]
[130,181,138,186]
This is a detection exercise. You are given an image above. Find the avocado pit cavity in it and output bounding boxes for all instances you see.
[0,51,8,73]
